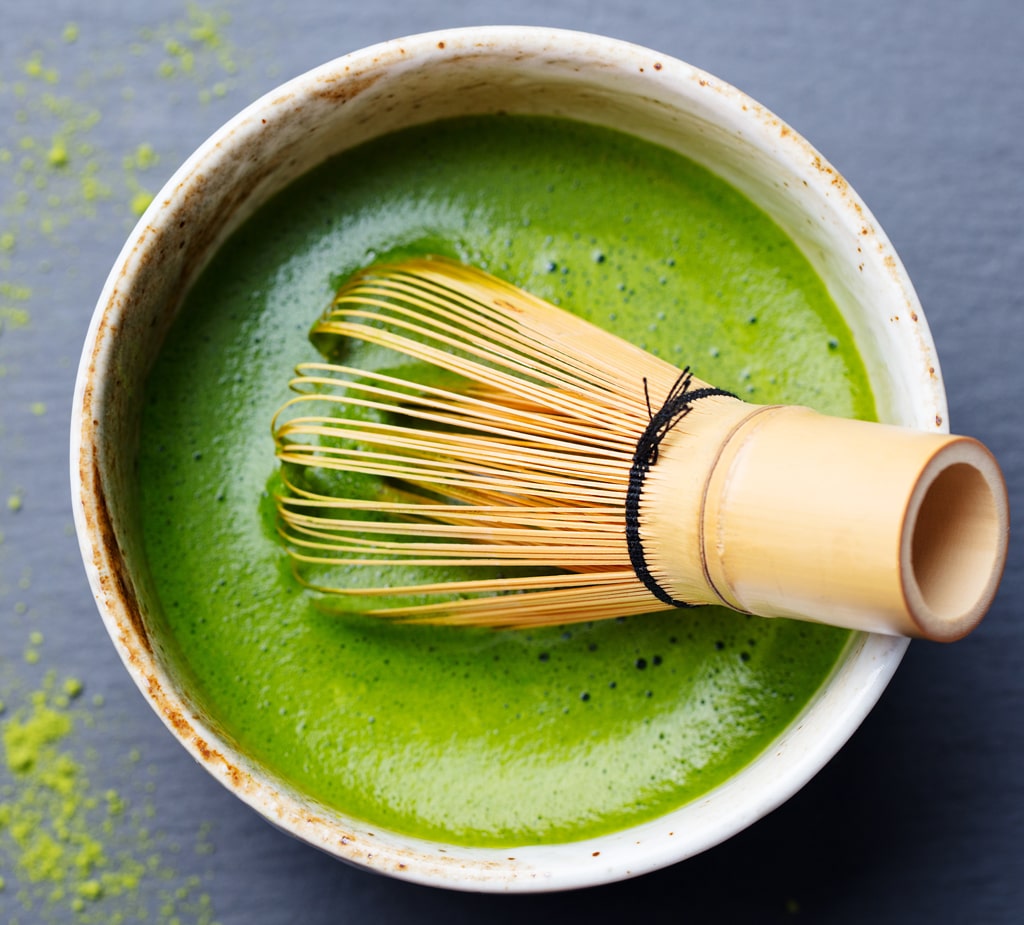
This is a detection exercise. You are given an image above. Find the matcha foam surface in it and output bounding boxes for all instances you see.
[137,115,872,846]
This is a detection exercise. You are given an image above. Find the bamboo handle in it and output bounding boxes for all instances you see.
[646,402,1009,641]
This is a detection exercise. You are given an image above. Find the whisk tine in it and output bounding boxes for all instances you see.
[282,363,639,452]
[317,265,670,425]
[300,567,657,627]
[272,258,683,624]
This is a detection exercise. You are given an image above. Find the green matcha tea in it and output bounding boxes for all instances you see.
[138,115,873,846]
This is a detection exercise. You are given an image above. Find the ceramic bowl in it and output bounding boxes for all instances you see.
[72,26,938,892]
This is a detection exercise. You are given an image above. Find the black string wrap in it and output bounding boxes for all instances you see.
[625,369,736,608]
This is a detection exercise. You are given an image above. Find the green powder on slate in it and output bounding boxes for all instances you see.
[0,664,220,924]
[0,3,243,335]
[1,9,243,913]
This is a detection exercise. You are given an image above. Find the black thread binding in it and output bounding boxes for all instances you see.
[625,369,736,608]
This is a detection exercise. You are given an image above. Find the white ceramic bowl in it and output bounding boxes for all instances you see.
[72,26,938,892]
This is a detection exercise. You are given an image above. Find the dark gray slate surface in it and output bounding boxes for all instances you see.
[1,1,1020,922]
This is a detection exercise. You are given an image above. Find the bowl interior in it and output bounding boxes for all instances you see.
[73,27,934,891]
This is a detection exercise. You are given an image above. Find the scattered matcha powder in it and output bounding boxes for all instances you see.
[22,52,60,86]
[0,6,245,918]
[128,190,154,217]
[149,2,238,100]
[123,142,160,217]
[0,4,243,338]
[0,668,221,924]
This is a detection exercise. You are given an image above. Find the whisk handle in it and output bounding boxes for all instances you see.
[652,405,1008,640]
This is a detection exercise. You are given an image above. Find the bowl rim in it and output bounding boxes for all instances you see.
[70,24,930,892]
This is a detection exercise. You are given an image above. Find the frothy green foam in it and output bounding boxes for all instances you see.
[137,115,872,846]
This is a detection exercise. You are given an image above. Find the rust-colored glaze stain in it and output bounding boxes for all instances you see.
[163,705,195,741]
[83,452,152,657]
[313,70,384,104]
[809,154,850,194]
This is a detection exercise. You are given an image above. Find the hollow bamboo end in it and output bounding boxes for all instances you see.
[653,407,1009,642]
[901,437,1009,642]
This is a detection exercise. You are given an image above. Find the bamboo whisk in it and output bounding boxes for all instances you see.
[272,257,1009,641]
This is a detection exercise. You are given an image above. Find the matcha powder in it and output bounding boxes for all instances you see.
[0,4,246,918]
[0,671,220,924]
